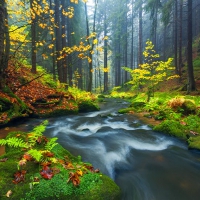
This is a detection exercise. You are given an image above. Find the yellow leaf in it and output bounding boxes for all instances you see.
[93,39,98,45]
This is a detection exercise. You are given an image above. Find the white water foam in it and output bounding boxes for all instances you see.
[84,108,114,117]
[123,137,173,151]
[77,123,103,133]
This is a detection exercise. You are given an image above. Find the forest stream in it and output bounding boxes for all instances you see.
[1,98,200,200]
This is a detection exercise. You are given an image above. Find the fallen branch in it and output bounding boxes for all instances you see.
[15,73,46,92]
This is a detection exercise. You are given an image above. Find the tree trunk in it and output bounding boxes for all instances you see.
[0,0,5,89]
[30,0,37,74]
[178,0,183,79]
[174,0,178,74]
[138,2,143,66]
[66,16,73,86]
[187,0,196,92]
[61,0,68,86]
[124,0,128,82]
[55,0,63,82]
[130,0,134,69]
[4,6,9,70]
[49,0,56,81]
[103,1,108,92]
[85,0,98,92]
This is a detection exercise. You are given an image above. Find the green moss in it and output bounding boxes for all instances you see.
[182,99,196,115]
[98,94,106,99]
[118,108,135,114]
[78,101,100,112]
[153,120,187,139]
[0,124,120,200]
[188,135,200,149]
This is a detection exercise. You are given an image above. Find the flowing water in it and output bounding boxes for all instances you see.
[1,99,200,199]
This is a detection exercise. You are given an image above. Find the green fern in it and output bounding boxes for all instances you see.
[27,120,49,147]
[0,137,28,148]
[33,120,48,135]
[27,149,43,162]
[45,138,58,151]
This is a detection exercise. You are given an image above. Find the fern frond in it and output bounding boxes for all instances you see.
[45,137,58,151]
[27,149,43,162]
[33,120,48,135]
[0,139,7,146]
[27,120,49,147]
[0,137,28,148]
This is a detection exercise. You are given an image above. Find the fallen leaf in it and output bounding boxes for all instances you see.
[0,158,8,162]
[6,190,12,197]
[40,165,54,179]
[13,170,27,184]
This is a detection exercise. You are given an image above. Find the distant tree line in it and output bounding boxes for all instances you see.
[0,0,199,93]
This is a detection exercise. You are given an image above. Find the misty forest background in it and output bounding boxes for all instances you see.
[0,0,199,94]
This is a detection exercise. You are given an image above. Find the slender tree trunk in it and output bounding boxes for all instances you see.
[124,0,128,82]
[49,0,56,81]
[55,0,63,82]
[30,0,37,73]
[138,2,143,66]
[66,17,73,86]
[178,0,183,79]
[187,0,196,92]
[4,5,9,70]
[0,0,5,89]
[174,0,178,74]
[103,1,108,92]
[61,0,68,86]
[130,0,134,69]
[85,0,98,92]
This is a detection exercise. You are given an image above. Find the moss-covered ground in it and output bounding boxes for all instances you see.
[0,122,120,200]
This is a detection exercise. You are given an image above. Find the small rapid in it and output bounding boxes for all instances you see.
[40,99,200,200]
[3,98,200,200]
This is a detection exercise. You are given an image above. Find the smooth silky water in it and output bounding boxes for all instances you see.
[1,99,200,199]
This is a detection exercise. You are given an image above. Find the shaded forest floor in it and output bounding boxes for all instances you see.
[0,60,98,126]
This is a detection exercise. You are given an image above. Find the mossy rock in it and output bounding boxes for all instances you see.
[153,119,187,139]
[0,97,13,111]
[118,108,135,114]
[182,99,196,115]
[78,101,100,112]
[98,94,106,99]
[0,131,120,200]
[187,135,200,150]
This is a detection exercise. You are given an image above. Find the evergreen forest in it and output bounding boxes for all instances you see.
[0,0,200,199]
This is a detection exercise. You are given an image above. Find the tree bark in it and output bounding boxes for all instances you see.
[178,0,183,79]
[61,0,68,86]
[187,0,196,92]
[174,0,178,74]
[103,1,108,92]
[30,0,37,74]
[0,0,5,89]
[55,0,63,82]
[138,1,143,66]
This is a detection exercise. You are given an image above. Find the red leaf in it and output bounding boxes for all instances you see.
[40,165,54,179]
[13,170,26,184]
